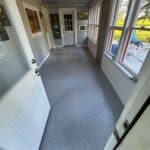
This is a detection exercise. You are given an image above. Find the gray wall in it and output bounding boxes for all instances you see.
[0,26,29,97]
[102,55,135,104]
[16,0,50,66]
[77,18,88,46]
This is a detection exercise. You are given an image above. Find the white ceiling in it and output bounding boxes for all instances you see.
[42,0,91,7]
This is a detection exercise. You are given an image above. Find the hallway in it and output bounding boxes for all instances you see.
[40,47,123,150]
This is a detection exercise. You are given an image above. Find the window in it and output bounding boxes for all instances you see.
[106,0,150,76]
[106,0,130,56]
[121,0,150,74]
[88,5,101,43]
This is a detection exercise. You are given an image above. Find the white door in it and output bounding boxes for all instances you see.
[0,1,50,150]
[62,12,75,46]
[117,104,150,150]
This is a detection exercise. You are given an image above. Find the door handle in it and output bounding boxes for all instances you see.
[35,68,40,76]
[32,59,36,64]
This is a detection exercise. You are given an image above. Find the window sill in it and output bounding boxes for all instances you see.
[104,52,137,83]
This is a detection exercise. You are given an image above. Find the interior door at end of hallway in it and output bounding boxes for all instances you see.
[63,13,75,46]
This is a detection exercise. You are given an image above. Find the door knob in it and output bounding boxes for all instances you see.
[35,68,40,76]
[32,59,36,64]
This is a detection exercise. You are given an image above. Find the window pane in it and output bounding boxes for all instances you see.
[115,0,130,26]
[122,30,150,74]
[135,0,150,28]
[96,6,101,25]
[107,30,123,56]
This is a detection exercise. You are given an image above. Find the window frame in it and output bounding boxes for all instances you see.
[105,0,150,78]
[88,4,101,44]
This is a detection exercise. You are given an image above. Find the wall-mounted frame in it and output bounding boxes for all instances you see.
[78,11,88,20]
[79,25,88,32]
[23,3,42,38]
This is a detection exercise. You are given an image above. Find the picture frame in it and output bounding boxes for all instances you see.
[23,3,42,38]
[79,25,88,32]
[78,11,88,20]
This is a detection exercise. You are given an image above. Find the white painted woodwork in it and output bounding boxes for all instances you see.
[0,71,50,150]
[59,8,78,46]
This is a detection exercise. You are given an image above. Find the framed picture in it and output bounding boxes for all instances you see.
[78,11,88,20]
[23,3,42,38]
[79,25,88,32]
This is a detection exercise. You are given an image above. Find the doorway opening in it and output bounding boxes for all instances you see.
[50,13,62,47]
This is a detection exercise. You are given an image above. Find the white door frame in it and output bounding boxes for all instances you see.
[59,8,77,46]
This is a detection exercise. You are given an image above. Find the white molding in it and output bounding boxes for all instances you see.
[55,45,63,48]
[59,8,78,46]
[38,53,50,69]
[76,45,88,47]
[23,2,43,38]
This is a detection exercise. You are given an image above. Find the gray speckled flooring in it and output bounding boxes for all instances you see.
[39,47,123,150]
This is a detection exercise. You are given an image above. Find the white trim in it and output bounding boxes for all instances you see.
[59,8,78,46]
[76,45,88,47]
[38,53,50,69]
[55,45,63,48]
[23,2,43,38]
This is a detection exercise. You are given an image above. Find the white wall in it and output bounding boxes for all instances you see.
[102,54,136,105]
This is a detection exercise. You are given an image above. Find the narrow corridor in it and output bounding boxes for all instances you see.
[40,47,123,150]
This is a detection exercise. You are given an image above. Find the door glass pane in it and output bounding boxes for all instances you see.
[0,4,29,97]
[64,14,73,31]
[122,30,150,74]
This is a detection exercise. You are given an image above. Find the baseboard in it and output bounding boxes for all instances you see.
[76,45,88,47]
[38,53,50,69]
